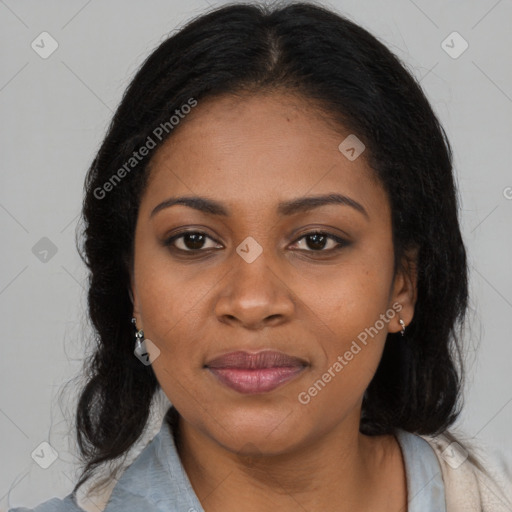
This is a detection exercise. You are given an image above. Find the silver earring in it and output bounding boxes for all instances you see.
[131,317,145,352]
[399,318,406,336]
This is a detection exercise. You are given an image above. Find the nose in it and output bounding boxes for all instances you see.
[214,252,295,330]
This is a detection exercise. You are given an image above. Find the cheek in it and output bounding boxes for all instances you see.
[320,261,394,341]
[135,265,207,406]
[132,244,204,368]
[136,277,207,364]
[304,249,395,385]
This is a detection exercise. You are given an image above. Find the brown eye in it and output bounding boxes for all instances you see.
[290,231,347,252]
[164,231,222,252]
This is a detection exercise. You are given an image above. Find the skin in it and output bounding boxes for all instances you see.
[130,91,418,512]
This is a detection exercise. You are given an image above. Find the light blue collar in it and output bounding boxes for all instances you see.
[394,428,447,511]
[104,417,204,512]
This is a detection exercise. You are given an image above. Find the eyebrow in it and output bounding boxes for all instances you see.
[150,193,369,220]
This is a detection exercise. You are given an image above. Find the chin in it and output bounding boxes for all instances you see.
[206,399,304,454]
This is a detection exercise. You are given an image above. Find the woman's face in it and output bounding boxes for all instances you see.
[130,92,416,454]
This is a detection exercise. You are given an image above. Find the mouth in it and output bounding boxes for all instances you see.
[204,350,308,394]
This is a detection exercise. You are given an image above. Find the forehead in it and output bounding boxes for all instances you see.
[141,92,388,220]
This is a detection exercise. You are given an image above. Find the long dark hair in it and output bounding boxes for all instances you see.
[73,1,468,497]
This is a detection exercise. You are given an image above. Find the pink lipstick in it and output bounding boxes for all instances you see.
[205,350,307,394]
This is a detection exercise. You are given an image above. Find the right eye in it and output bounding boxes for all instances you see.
[163,231,223,252]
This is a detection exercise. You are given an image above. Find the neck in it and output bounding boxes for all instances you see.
[175,413,397,512]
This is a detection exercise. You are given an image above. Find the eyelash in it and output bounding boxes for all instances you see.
[163,230,348,254]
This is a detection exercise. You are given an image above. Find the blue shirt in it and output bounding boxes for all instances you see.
[9,420,446,511]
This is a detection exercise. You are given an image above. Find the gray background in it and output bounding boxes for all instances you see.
[1,0,511,508]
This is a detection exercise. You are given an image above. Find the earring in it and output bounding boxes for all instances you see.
[131,317,145,352]
[399,318,406,336]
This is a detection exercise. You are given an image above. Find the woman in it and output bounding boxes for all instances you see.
[8,2,512,511]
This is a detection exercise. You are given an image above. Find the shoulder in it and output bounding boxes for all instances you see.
[7,494,84,512]
[419,429,512,512]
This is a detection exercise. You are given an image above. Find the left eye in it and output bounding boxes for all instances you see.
[290,231,346,252]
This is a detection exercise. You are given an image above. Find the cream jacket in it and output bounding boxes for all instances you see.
[420,429,512,511]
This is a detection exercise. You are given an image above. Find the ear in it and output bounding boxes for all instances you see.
[388,246,418,334]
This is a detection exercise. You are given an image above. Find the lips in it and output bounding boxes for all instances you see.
[206,350,307,369]
[205,350,308,394]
